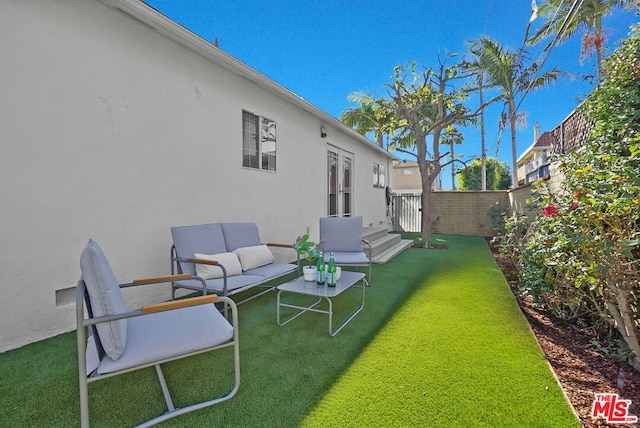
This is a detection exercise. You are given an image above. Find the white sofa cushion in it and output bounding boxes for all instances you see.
[194,252,242,279]
[233,245,275,271]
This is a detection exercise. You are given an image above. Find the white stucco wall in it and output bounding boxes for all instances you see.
[0,0,392,352]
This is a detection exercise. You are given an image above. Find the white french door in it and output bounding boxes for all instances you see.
[327,146,353,217]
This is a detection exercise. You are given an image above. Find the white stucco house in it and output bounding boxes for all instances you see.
[0,0,395,352]
[516,124,553,186]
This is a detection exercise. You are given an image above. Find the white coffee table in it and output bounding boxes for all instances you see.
[276,271,367,336]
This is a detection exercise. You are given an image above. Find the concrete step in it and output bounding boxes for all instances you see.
[371,239,414,264]
[369,233,401,257]
[357,225,412,264]
[362,226,389,243]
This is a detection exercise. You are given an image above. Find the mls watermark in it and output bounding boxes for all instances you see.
[591,393,638,424]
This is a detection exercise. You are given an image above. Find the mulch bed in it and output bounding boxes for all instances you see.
[486,238,640,427]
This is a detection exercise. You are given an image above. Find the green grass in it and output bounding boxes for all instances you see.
[0,235,579,427]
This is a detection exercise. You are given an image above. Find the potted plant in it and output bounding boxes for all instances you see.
[293,233,319,281]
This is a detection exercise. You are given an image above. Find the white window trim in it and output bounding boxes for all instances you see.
[373,162,385,188]
[242,110,276,172]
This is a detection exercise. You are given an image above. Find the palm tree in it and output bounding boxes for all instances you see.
[441,126,464,190]
[471,37,562,188]
[527,0,639,81]
[463,43,491,190]
[339,91,388,148]
[341,91,418,152]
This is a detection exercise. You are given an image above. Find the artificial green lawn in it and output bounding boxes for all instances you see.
[0,235,579,427]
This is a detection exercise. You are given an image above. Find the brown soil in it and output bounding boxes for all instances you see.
[486,238,640,427]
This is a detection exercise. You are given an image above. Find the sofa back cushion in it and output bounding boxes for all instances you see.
[171,223,227,275]
[221,222,262,252]
[79,239,127,361]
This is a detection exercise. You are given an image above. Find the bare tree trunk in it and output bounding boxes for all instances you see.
[595,17,603,82]
[606,278,640,372]
[415,128,431,248]
[479,78,487,191]
[421,183,432,246]
[509,100,518,188]
[450,141,456,190]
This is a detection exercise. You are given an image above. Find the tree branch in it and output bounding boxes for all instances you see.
[395,148,418,159]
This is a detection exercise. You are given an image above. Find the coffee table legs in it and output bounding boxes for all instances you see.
[329,282,366,336]
[276,294,323,327]
[276,280,366,336]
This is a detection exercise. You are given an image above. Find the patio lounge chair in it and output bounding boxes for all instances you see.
[319,216,372,284]
[77,239,240,427]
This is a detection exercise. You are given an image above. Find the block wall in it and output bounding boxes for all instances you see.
[430,191,511,236]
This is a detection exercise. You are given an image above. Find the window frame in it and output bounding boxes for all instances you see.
[373,162,385,188]
[242,110,277,172]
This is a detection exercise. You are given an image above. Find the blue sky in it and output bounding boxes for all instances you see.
[144,0,637,189]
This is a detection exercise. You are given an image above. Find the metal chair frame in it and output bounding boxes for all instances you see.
[76,275,240,427]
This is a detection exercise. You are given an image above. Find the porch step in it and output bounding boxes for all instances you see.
[369,232,400,256]
[361,225,412,264]
[371,239,414,264]
[362,226,389,243]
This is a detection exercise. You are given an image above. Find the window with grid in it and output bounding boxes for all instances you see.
[242,110,276,171]
[373,162,385,188]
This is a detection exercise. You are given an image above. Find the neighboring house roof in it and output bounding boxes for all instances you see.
[534,132,553,148]
[394,161,419,168]
[99,0,396,160]
[516,131,553,165]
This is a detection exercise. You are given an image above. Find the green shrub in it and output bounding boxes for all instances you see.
[501,24,640,371]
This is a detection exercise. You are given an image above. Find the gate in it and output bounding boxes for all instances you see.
[390,193,422,233]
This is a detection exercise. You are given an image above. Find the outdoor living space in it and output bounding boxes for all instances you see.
[4,1,640,427]
[0,235,580,427]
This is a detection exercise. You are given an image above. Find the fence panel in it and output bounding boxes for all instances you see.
[390,193,421,233]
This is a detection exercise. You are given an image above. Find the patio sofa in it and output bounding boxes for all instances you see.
[170,222,298,305]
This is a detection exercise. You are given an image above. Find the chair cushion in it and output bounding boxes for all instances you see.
[194,252,242,279]
[324,251,369,265]
[320,216,364,252]
[96,303,233,374]
[244,262,297,280]
[79,240,127,361]
[233,245,275,271]
[173,274,266,294]
[171,223,227,275]
[221,222,262,251]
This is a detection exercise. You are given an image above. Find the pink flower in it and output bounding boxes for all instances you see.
[570,203,579,211]
[543,205,559,217]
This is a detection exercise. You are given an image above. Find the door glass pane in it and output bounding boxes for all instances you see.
[328,151,338,216]
[343,155,352,217]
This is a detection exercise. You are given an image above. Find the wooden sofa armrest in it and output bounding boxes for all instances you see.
[266,243,294,249]
[187,257,219,265]
[132,273,191,285]
[141,294,219,314]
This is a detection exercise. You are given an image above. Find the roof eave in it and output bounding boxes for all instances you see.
[98,0,396,160]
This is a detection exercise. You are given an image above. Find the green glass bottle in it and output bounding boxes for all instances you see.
[316,251,325,285]
[327,253,337,287]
